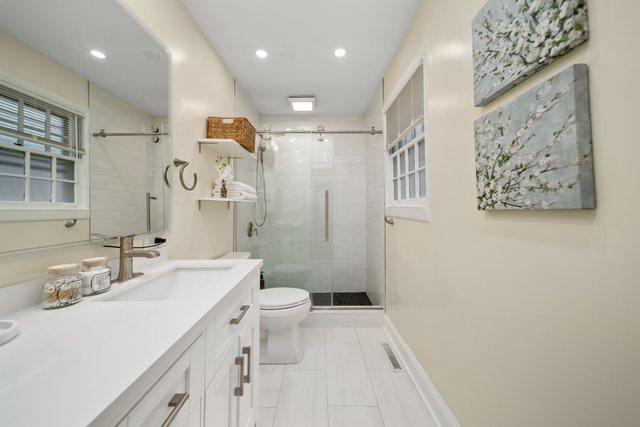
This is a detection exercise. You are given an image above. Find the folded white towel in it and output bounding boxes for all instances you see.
[226,190,257,200]
[240,193,257,201]
[226,181,257,195]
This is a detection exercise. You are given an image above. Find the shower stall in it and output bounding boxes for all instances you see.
[234,117,385,309]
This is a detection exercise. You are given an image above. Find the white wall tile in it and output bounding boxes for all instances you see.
[364,88,386,306]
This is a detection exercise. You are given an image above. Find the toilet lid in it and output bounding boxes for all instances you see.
[260,287,310,310]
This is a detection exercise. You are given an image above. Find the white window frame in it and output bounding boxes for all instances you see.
[383,46,430,222]
[0,71,90,222]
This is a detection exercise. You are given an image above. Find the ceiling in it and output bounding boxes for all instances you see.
[0,0,169,117]
[182,0,421,116]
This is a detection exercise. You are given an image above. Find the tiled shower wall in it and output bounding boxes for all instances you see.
[331,130,367,294]
[364,88,386,306]
[235,115,383,304]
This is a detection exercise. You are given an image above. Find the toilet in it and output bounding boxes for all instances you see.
[259,287,311,364]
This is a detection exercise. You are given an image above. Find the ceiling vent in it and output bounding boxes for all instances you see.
[288,96,315,112]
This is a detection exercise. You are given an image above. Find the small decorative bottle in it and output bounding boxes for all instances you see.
[220,180,227,198]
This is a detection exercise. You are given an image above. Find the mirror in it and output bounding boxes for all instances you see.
[0,0,171,254]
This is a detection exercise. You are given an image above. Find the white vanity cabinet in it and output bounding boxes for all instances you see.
[115,268,260,427]
[204,301,259,426]
[116,335,205,427]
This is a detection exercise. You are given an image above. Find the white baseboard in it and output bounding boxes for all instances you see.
[302,309,385,327]
[383,314,459,427]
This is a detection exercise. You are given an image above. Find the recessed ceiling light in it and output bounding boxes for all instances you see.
[285,128,292,131]
[289,96,315,112]
[255,49,268,59]
[90,50,106,60]
[334,48,346,58]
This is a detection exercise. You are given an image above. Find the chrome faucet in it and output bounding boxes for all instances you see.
[115,235,160,283]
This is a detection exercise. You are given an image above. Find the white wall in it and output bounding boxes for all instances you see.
[379,0,640,426]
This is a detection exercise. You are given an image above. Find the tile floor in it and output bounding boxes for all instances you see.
[259,326,437,427]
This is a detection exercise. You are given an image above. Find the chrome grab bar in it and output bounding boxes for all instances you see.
[324,190,329,241]
[234,356,245,396]
[161,393,189,427]
[229,305,250,325]
[242,346,252,384]
[173,159,197,191]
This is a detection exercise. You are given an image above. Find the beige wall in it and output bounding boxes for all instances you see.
[0,0,240,287]
[382,1,640,426]
[121,0,236,260]
[0,32,87,108]
[0,32,115,286]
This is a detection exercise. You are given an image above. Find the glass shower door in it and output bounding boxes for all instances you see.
[254,133,315,296]
[234,129,341,308]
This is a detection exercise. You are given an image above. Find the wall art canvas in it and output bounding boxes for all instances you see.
[474,64,595,210]
[473,0,589,106]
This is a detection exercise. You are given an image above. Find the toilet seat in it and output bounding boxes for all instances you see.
[260,287,310,310]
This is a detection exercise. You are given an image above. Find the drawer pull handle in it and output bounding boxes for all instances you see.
[234,356,245,396]
[161,393,189,427]
[229,304,250,325]
[242,346,252,384]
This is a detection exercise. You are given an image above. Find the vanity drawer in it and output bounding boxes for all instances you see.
[205,284,254,384]
[127,350,191,427]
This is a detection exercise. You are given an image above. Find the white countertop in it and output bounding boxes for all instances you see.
[0,259,262,427]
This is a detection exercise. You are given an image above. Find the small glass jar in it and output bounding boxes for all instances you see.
[42,264,83,309]
[80,257,112,296]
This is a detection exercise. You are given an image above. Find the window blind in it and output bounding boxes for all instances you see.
[385,63,424,148]
[0,84,85,158]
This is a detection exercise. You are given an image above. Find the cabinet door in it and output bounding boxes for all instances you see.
[205,341,240,427]
[237,313,259,427]
[127,350,191,427]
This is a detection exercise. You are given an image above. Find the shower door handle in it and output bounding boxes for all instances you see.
[324,190,329,242]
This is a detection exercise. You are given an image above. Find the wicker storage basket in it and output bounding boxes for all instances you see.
[206,117,256,153]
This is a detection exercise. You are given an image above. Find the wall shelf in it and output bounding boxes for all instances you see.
[196,138,256,159]
[197,196,256,210]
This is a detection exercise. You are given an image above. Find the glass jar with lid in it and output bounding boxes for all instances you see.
[42,264,83,309]
[80,257,111,296]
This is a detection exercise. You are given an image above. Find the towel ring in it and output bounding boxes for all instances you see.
[173,159,197,191]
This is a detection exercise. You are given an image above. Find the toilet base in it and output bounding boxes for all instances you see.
[261,326,305,364]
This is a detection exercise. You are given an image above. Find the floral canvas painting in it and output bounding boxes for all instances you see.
[474,64,595,210]
[473,0,589,106]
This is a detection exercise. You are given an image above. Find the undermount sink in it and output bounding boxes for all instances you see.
[97,267,233,302]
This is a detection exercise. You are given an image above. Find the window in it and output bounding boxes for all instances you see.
[384,55,429,222]
[0,82,87,218]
